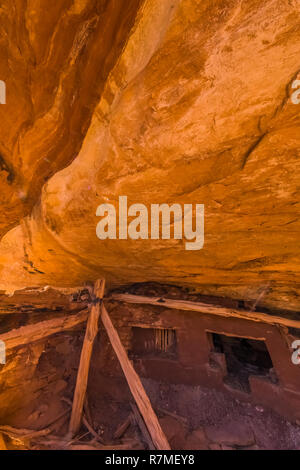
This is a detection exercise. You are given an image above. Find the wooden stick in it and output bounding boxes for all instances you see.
[67,442,140,451]
[0,425,52,440]
[113,414,132,440]
[46,409,71,430]
[63,396,104,443]
[130,403,155,450]
[110,293,300,330]
[82,415,104,444]
[157,407,188,425]
[100,302,170,450]
[0,309,89,351]
[68,279,105,437]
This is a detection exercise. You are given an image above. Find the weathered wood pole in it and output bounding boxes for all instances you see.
[68,279,105,437]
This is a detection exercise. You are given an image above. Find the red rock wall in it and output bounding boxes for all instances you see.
[93,300,300,422]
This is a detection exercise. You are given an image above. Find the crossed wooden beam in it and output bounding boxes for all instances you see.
[2,280,299,450]
[68,279,170,450]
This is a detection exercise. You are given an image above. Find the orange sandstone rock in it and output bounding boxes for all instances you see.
[0,0,299,311]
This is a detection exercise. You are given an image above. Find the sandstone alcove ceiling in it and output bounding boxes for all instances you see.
[0,0,143,234]
[0,0,299,313]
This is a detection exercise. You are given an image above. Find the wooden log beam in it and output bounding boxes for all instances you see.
[0,309,89,351]
[68,279,105,438]
[110,293,300,330]
[130,403,155,450]
[113,415,132,440]
[100,302,170,450]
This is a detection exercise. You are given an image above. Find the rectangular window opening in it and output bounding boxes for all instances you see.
[130,327,177,359]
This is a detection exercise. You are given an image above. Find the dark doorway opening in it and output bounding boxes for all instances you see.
[210,333,276,393]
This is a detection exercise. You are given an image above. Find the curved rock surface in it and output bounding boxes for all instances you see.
[0,0,299,311]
